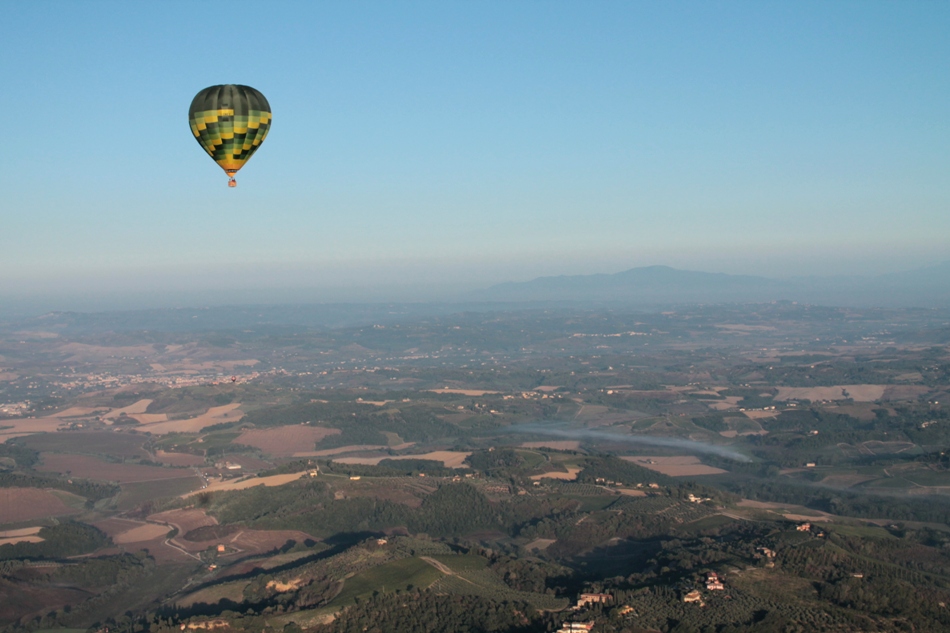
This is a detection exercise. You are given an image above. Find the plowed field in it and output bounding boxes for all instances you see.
[0,488,80,523]
[38,453,195,483]
[236,425,341,457]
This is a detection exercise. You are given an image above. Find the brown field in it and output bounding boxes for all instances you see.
[883,385,932,400]
[128,413,169,424]
[622,455,727,476]
[152,358,259,373]
[293,443,414,458]
[155,450,206,467]
[37,453,196,483]
[56,343,155,357]
[94,517,152,539]
[113,523,172,544]
[0,417,67,441]
[56,342,155,359]
[333,450,472,468]
[617,487,647,496]
[736,499,833,520]
[51,406,105,418]
[93,517,195,563]
[774,385,886,402]
[521,441,581,451]
[530,467,581,481]
[117,477,203,510]
[221,454,273,470]
[139,404,244,435]
[861,440,917,455]
[820,474,880,488]
[236,425,342,457]
[103,399,154,420]
[0,526,43,538]
[715,324,777,332]
[707,396,743,411]
[826,403,879,421]
[339,480,427,508]
[742,409,780,420]
[429,388,499,396]
[217,551,314,581]
[0,581,92,625]
[21,431,148,458]
[149,508,218,534]
[525,538,556,551]
[189,528,315,557]
[182,472,306,496]
[0,371,19,381]
[0,526,44,546]
[0,488,81,524]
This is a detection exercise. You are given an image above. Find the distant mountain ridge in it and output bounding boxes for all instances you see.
[475,262,950,307]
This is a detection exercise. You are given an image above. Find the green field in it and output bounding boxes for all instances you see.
[330,556,443,606]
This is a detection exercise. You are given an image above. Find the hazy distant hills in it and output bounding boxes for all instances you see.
[475,262,950,307]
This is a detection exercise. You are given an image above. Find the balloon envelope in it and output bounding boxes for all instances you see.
[188,85,271,184]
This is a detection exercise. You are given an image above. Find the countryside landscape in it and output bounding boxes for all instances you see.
[2,300,950,632]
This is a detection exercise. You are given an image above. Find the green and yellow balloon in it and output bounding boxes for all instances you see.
[189,85,271,187]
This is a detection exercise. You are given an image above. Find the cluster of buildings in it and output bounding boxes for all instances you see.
[0,401,30,416]
[796,522,825,537]
[573,593,611,610]
[556,622,595,633]
[682,572,727,605]
[756,546,777,568]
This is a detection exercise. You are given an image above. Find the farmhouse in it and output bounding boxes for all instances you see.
[556,623,595,633]
[683,590,703,604]
[574,593,612,609]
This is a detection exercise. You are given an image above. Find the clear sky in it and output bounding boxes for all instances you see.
[1,1,948,309]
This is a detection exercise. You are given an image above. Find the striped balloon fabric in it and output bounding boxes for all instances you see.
[189,85,271,186]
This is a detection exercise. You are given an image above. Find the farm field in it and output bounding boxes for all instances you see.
[138,404,244,434]
[332,451,471,468]
[521,440,581,450]
[622,455,727,476]
[154,450,206,466]
[19,431,149,459]
[773,385,887,402]
[181,527,316,557]
[117,477,204,510]
[103,399,153,420]
[112,523,171,544]
[330,556,443,606]
[149,508,218,535]
[182,472,306,496]
[37,453,195,483]
[292,443,406,457]
[51,406,105,418]
[0,526,44,546]
[177,581,248,609]
[0,487,82,524]
[0,417,67,441]
[235,425,341,457]
[530,466,581,481]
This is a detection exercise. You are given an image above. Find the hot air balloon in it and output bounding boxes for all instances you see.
[189,85,271,187]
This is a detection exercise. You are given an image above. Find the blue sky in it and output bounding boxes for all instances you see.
[1,1,948,308]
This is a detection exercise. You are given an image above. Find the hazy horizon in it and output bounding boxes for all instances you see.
[2,2,948,313]
[2,257,948,318]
